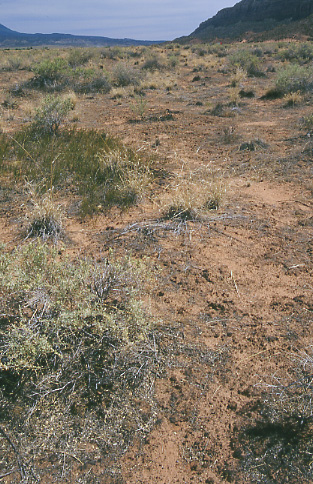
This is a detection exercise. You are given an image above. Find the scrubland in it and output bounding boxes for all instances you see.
[0,40,312,483]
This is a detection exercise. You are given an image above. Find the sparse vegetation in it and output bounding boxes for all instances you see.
[0,40,312,484]
[283,90,303,107]
[278,42,313,63]
[236,350,313,483]
[0,242,158,482]
[162,166,225,220]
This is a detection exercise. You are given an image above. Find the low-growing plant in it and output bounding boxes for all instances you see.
[237,349,313,483]
[100,46,124,60]
[111,86,135,99]
[222,125,238,144]
[142,54,165,71]
[8,82,25,97]
[229,86,241,106]
[1,95,18,110]
[96,147,152,209]
[301,112,313,135]
[130,93,148,120]
[24,186,64,241]
[210,102,236,117]
[168,54,179,68]
[73,70,111,94]
[67,48,93,68]
[31,94,75,135]
[162,165,225,220]
[278,42,313,63]
[0,242,159,481]
[113,63,141,87]
[2,125,153,215]
[283,90,303,107]
[230,67,247,87]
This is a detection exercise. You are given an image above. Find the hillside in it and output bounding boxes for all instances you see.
[0,23,158,47]
[183,0,313,41]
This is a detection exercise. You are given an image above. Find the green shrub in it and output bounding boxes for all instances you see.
[142,55,165,71]
[32,58,69,87]
[228,49,263,77]
[31,95,75,135]
[72,68,111,93]
[100,46,124,60]
[276,64,313,93]
[279,42,313,63]
[67,48,93,68]
[30,57,111,93]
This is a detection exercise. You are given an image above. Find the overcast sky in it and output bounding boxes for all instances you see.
[0,0,237,40]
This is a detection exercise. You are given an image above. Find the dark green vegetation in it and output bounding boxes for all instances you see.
[0,125,152,215]
[181,0,313,41]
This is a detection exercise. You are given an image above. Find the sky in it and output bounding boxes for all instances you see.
[0,0,237,41]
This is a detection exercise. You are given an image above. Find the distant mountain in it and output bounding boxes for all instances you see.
[181,0,313,41]
[0,23,159,48]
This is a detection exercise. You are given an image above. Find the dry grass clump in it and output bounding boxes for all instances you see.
[24,187,64,241]
[140,71,177,91]
[283,90,303,107]
[96,148,152,208]
[230,67,247,87]
[111,85,135,99]
[162,165,225,221]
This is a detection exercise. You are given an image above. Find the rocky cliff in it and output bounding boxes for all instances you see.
[188,0,313,40]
